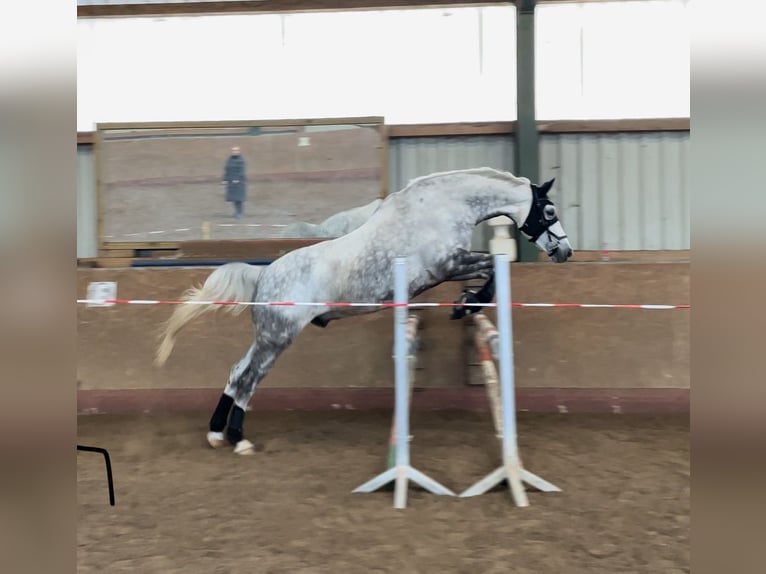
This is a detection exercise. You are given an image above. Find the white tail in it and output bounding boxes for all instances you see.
[154,263,264,367]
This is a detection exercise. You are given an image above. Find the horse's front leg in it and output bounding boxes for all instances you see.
[445,249,494,281]
[445,250,496,320]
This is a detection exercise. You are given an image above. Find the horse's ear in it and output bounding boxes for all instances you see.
[538,178,555,196]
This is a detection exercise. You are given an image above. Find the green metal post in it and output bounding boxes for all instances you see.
[515,0,539,262]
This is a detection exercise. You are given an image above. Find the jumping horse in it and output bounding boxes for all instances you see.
[154,168,573,454]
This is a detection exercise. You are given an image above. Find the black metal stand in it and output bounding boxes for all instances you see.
[77,445,115,506]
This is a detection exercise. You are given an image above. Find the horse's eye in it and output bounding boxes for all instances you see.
[544,205,556,219]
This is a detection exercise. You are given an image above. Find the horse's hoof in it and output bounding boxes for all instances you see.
[207,431,225,448]
[233,439,256,455]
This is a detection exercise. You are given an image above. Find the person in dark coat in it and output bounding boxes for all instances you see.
[221,146,247,218]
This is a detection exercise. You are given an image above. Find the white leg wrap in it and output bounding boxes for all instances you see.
[233,439,255,455]
[206,431,225,448]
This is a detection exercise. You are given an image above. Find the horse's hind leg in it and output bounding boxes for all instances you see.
[224,342,289,455]
[211,318,301,454]
[206,344,256,448]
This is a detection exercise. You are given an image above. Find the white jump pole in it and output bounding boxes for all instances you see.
[353,257,455,508]
[460,253,560,504]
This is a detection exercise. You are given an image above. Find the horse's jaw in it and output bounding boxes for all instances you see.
[478,206,524,228]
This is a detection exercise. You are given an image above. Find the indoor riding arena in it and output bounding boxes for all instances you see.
[77,2,690,573]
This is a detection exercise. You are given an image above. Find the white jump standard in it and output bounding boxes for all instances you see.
[353,257,456,509]
[460,254,561,505]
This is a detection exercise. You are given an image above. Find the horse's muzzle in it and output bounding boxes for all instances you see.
[549,243,573,263]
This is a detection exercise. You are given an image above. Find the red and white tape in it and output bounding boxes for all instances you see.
[76,299,690,310]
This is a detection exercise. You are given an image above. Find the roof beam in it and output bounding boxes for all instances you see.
[78,1,648,19]
[78,1,510,18]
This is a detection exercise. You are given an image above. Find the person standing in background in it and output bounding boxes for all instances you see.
[222,146,247,218]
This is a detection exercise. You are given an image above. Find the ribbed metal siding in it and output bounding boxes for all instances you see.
[74,132,689,256]
[540,131,689,251]
[77,145,98,259]
[388,135,515,251]
[388,135,515,192]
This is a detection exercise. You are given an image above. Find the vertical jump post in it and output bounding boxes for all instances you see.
[460,253,560,504]
[353,257,455,509]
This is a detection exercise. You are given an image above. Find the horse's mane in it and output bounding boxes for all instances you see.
[400,167,530,193]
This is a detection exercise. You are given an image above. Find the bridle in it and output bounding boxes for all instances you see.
[519,184,568,256]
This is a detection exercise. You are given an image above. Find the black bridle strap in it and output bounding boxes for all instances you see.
[545,230,568,241]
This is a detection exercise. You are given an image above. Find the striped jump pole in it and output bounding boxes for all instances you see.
[460,253,561,505]
[472,314,503,439]
[353,257,455,509]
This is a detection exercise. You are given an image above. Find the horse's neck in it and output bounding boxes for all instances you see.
[449,176,530,224]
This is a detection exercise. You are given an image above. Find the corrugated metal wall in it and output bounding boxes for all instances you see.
[540,131,690,251]
[388,135,516,250]
[388,135,516,191]
[388,131,690,252]
[77,145,98,258]
[75,131,690,258]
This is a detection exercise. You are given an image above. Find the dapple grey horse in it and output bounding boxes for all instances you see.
[154,167,573,454]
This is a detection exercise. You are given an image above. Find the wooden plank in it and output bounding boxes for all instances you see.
[94,258,136,269]
[101,127,253,140]
[96,249,136,258]
[96,117,384,131]
[178,239,326,261]
[78,118,689,147]
[94,129,105,256]
[78,1,510,18]
[388,122,516,137]
[77,258,100,268]
[102,242,180,251]
[379,123,390,197]
[78,132,95,145]
[77,0,655,19]
[538,118,690,134]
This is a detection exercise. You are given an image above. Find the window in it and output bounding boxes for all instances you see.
[536,0,689,120]
[77,6,517,130]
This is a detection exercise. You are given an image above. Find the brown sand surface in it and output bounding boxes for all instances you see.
[78,411,688,573]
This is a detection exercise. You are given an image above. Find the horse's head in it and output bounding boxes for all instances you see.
[517,178,573,263]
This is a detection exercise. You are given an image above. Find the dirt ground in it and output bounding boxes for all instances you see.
[77,411,689,573]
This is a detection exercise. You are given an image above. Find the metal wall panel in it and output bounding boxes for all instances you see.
[74,131,690,257]
[539,131,689,251]
[388,135,515,192]
[388,135,516,251]
[77,144,98,259]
